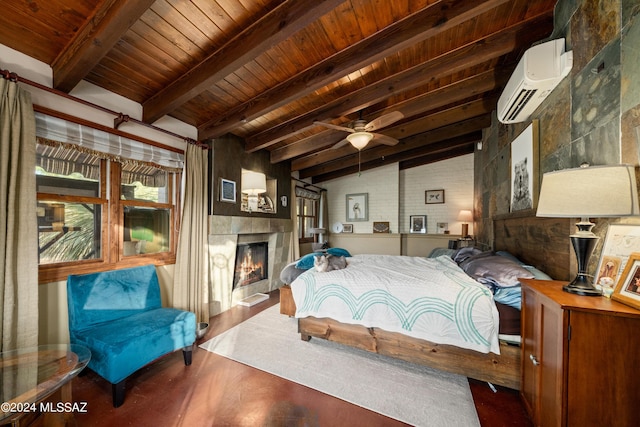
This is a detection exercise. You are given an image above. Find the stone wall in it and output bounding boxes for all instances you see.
[474,0,640,277]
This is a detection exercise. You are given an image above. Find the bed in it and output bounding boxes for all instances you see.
[281,215,569,391]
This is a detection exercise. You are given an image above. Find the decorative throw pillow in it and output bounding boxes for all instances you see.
[295,252,319,270]
[327,247,351,258]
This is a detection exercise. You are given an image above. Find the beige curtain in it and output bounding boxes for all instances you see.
[0,79,38,351]
[173,144,209,322]
[289,179,300,261]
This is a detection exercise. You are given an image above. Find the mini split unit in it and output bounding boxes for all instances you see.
[497,38,573,124]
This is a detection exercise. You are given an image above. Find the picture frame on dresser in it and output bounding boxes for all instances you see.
[612,252,640,310]
[594,224,640,288]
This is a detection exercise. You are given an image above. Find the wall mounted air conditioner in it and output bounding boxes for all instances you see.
[497,38,573,124]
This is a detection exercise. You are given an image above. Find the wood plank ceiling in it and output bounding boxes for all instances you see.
[0,0,557,183]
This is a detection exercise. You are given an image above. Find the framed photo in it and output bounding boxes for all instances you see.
[594,224,640,287]
[342,224,353,233]
[510,120,539,212]
[410,215,426,233]
[220,178,236,203]
[346,193,368,221]
[437,222,449,234]
[425,189,445,204]
[612,252,640,310]
[373,221,390,233]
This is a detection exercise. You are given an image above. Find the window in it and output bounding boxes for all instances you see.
[36,142,180,283]
[297,196,318,244]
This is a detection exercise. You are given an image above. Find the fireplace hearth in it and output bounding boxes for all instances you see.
[233,241,268,289]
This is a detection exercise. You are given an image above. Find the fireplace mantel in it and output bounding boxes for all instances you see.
[207,215,293,316]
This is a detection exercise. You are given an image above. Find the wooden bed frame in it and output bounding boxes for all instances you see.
[284,213,571,391]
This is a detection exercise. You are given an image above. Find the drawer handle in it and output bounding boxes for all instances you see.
[529,354,540,366]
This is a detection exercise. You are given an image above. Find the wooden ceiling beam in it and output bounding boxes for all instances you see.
[245,10,553,152]
[296,115,491,178]
[311,135,478,183]
[52,0,155,93]
[288,74,503,169]
[142,0,343,124]
[197,0,511,140]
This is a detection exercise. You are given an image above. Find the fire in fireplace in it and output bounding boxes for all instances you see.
[233,242,268,289]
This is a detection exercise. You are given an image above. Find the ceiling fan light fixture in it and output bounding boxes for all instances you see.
[346,131,373,150]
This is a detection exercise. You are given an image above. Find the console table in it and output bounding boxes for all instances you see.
[0,344,91,426]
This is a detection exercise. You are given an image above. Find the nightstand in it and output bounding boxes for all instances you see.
[520,278,640,426]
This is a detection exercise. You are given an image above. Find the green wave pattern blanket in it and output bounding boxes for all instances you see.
[291,254,500,354]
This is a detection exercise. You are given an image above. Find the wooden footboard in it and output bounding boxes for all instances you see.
[298,316,521,390]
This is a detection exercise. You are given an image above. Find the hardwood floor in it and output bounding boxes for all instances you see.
[71,290,532,426]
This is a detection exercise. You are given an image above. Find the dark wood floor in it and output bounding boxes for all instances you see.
[71,290,532,426]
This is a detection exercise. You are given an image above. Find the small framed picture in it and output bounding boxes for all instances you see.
[612,252,640,310]
[342,224,353,233]
[425,189,445,204]
[220,178,236,203]
[436,222,449,234]
[373,221,390,233]
[410,215,426,233]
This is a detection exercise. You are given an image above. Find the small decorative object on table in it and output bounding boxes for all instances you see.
[373,221,390,233]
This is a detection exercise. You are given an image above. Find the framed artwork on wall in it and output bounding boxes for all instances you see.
[346,193,368,221]
[425,189,445,204]
[373,221,390,233]
[342,224,353,233]
[220,178,236,203]
[510,119,539,212]
[410,215,426,233]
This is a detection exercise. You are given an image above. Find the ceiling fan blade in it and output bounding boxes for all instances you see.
[371,133,399,146]
[332,138,351,149]
[365,111,404,131]
[314,121,354,133]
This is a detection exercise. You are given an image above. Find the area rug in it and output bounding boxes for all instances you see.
[200,305,480,427]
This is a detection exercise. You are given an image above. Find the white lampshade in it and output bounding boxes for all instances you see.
[536,164,639,296]
[241,170,267,196]
[537,164,639,218]
[457,209,474,222]
[346,132,373,150]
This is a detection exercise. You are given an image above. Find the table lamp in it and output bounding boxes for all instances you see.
[457,209,473,238]
[241,170,266,212]
[536,164,639,296]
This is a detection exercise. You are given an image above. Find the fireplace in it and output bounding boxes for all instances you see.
[232,241,268,289]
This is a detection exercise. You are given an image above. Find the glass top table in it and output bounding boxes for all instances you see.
[0,344,91,422]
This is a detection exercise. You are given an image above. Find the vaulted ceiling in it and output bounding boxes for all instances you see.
[0,0,557,183]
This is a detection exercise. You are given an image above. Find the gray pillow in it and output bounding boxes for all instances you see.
[460,251,534,287]
[280,262,307,284]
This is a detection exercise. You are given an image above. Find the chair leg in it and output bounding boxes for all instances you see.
[183,346,193,366]
[112,380,126,407]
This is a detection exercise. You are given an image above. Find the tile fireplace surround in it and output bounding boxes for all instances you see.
[208,215,292,316]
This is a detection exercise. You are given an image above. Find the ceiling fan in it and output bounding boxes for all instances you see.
[314,111,404,150]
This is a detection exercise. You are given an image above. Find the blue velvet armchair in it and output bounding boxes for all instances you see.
[67,264,196,407]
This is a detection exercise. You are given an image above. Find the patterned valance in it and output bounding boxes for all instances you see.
[35,112,184,170]
[295,186,320,200]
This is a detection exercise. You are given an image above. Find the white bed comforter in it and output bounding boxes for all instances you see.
[290,254,501,354]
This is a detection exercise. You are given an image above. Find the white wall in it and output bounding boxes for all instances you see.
[320,154,474,239]
[322,163,400,234]
[400,154,474,235]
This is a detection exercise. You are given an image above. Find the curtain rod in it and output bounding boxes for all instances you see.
[0,68,204,147]
[292,177,324,191]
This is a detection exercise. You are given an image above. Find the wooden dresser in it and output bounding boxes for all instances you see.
[520,279,640,427]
